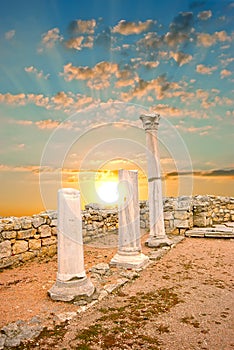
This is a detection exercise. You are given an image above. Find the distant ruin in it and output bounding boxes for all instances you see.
[0,195,233,269]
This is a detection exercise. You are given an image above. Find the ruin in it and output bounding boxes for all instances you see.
[110,169,149,268]
[140,113,172,247]
[48,188,94,302]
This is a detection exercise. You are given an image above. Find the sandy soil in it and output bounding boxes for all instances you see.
[0,235,233,349]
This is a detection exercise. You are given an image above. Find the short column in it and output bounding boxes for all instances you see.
[48,188,95,302]
[110,170,149,268]
[140,113,172,247]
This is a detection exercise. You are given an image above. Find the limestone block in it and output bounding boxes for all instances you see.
[51,227,57,235]
[2,230,17,239]
[0,240,12,259]
[51,219,57,227]
[17,228,36,239]
[20,218,32,229]
[29,239,42,250]
[174,211,188,220]
[0,255,19,269]
[227,204,234,210]
[32,216,46,228]
[193,214,206,227]
[163,211,174,220]
[13,220,21,230]
[42,236,57,246]
[174,219,189,228]
[12,240,28,255]
[3,223,14,231]
[140,220,146,229]
[20,251,35,262]
[38,225,51,237]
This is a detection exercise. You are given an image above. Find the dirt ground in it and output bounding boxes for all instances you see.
[0,234,233,349]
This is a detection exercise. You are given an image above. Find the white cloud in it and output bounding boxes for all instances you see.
[170,51,193,66]
[220,69,232,79]
[196,64,217,75]
[5,29,15,40]
[197,10,212,20]
[24,66,50,80]
[113,19,154,35]
[40,28,63,49]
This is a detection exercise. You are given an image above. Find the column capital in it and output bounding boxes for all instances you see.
[140,113,160,131]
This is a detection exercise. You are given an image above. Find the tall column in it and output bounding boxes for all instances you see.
[140,113,172,247]
[49,188,95,302]
[110,169,149,268]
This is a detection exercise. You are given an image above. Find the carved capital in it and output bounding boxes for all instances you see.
[139,113,160,131]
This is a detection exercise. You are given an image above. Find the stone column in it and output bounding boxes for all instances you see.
[110,169,149,268]
[140,113,172,247]
[49,188,95,302]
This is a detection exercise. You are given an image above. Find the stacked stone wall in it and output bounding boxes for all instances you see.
[0,195,233,269]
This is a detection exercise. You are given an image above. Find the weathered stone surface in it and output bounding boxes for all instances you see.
[20,251,35,262]
[0,240,11,259]
[20,218,32,229]
[12,240,28,255]
[42,236,57,246]
[1,230,17,239]
[29,239,41,250]
[17,228,36,239]
[1,318,43,348]
[32,216,46,228]
[38,225,51,237]
[90,263,110,276]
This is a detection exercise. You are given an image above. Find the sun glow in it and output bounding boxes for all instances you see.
[96,181,119,204]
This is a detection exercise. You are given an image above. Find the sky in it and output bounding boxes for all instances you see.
[0,0,233,216]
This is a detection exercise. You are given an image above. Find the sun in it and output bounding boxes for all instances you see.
[96,181,119,204]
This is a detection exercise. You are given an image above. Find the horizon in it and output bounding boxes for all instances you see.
[0,0,233,217]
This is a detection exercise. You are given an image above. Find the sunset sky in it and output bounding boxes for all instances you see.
[0,0,233,216]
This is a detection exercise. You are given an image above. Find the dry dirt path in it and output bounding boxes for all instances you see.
[9,237,233,350]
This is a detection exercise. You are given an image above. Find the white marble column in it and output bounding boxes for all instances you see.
[49,188,94,302]
[140,114,172,247]
[110,170,149,268]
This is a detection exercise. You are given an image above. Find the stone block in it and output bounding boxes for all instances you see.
[0,240,12,259]
[29,239,42,250]
[193,214,206,227]
[42,236,57,246]
[32,216,46,228]
[51,219,57,226]
[163,211,174,220]
[2,230,17,239]
[17,228,36,239]
[51,227,57,235]
[140,220,146,229]
[13,220,21,230]
[174,219,189,228]
[0,255,19,269]
[38,225,51,237]
[174,211,188,220]
[20,251,35,262]
[12,240,28,255]
[3,223,14,231]
[20,218,32,229]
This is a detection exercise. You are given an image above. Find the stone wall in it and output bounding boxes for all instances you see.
[0,195,233,269]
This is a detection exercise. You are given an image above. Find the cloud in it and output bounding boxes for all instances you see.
[197,31,232,47]
[112,19,154,35]
[170,51,193,66]
[220,69,232,79]
[196,64,217,75]
[137,32,163,50]
[0,92,97,113]
[0,93,26,105]
[69,19,96,34]
[40,28,63,49]
[64,36,84,50]
[5,29,15,40]
[115,69,139,88]
[197,10,212,20]
[35,119,61,130]
[120,75,182,102]
[24,66,50,80]
[61,61,119,90]
[140,61,160,69]
[169,12,194,33]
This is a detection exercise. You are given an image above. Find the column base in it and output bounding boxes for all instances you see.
[110,252,149,269]
[48,276,95,302]
[146,236,173,248]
